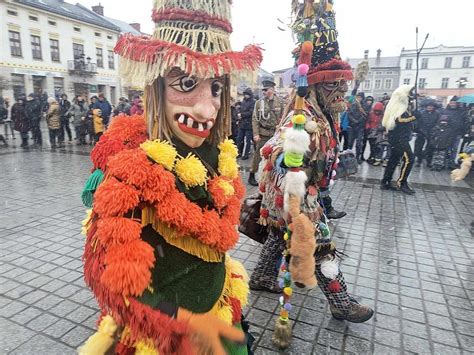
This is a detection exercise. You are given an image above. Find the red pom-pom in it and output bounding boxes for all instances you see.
[328,280,342,293]
[278,218,286,227]
[261,145,273,159]
[259,184,266,193]
[275,195,284,208]
[260,208,269,218]
[264,161,273,172]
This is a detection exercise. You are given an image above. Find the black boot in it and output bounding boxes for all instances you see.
[381,179,394,190]
[399,182,416,195]
[326,207,347,220]
[248,173,258,186]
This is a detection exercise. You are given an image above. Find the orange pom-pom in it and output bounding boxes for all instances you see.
[105,115,148,148]
[95,217,142,246]
[107,149,153,188]
[301,41,313,54]
[94,177,140,217]
[141,164,176,203]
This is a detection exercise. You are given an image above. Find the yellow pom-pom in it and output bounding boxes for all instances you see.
[283,233,289,241]
[292,114,306,125]
[135,340,159,355]
[283,287,293,297]
[218,139,239,158]
[141,140,177,171]
[217,178,235,196]
[175,153,208,188]
[218,154,239,179]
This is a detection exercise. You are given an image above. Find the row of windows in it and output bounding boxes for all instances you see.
[8,30,115,69]
[402,77,468,89]
[6,9,114,40]
[405,56,471,70]
[363,78,393,90]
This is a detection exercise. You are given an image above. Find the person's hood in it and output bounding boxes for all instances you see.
[372,102,384,112]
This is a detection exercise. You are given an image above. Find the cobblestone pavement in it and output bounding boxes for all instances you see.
[0,141,473,354]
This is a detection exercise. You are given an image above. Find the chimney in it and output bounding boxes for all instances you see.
[364,50,369,59]
[129,23,141,33]
[377,49,381,59]
[92,3,104,16]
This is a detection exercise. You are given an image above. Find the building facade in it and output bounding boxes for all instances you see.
[0,0,122,102]
[399,45,474,103]
[348,50,400,100]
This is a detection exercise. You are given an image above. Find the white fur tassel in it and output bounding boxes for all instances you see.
[320,258,339,280]
[283,129,310,155]
[283,170,307,213]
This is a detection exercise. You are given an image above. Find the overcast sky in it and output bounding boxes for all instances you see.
[80,0,474,72]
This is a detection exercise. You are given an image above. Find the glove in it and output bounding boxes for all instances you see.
[178,308,245,355]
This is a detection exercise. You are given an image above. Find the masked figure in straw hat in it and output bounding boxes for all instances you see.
[249,0,374,348]
[79,1,262,354]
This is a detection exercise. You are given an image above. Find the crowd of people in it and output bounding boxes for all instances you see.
[0,93,144,149]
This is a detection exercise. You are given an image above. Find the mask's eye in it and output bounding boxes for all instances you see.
[169,76,198,93]
[211,80,224,98]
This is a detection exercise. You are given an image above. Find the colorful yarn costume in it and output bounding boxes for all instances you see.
[80,1,262,354]
[248,0,374,348]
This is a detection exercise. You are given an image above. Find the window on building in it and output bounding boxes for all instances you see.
[31,35,42,60]
[29,15,38,21]
[73,43,84,59]
[107,34,113,40]
[48,19,57,26]
[421,58,429,69]
[110,86,117,104]
[9,31,22,57]
[364,80,371,90]
[419,78,427,89]
[95,32,102,37]
[50,39,60,62]
[73,26,81,33]
[375,79,381,89]
[444,57,452,68]
[108,50,115,69]
[386,71,393,75]
[376,71,382,75]
[96,48,104,68]
[384,79,392,89]
[32,75,46,95]
[405,59,413,70]
[54,77,64,97]
[279,77,283,88]
[403,78,410,85]
[441,78,449,89]
[462,56,471,68]
[7,9,18,16]
[11,74,25,99]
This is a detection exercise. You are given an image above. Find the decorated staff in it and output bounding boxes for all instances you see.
[79,1,262,354]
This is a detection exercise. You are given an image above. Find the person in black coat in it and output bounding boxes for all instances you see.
[25,93,42,147]
[348,92,368,163]
[414,103,440,167]
[237,88,255,160]
[58,94,72,144]
[12,96,29,148]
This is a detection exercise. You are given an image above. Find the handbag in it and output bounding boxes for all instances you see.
[239,193,269,244]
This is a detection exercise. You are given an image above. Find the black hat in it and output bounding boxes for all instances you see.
[262,80,276,89]
[243,88,253,96]
[450,96,459,102]
[356,92,365,99]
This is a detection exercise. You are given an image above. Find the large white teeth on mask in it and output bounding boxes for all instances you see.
[207,121,214,129]
[178,115,185,124]
[198,123,204,132]
[187,118,194,128]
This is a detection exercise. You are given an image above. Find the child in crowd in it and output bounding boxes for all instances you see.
[92,108,104,144]
[366,102,385,164]
[429,116,453,171]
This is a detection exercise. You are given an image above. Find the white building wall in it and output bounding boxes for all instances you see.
[0,1,122,102]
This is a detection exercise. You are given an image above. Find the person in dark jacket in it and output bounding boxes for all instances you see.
[237,88,255,160]
[414,103,440,167]
[429,116,454,171]
[114,97,131,116]
[93,93,112,126]
[70,95,88,145]
[230,98,240,142]
[381,85,418,195]
[58,94,72,144]
[365,101,384,164]
[348,92,368,163]
[440,97,470,169]
[25,93,42,148]
[12,95,29,148]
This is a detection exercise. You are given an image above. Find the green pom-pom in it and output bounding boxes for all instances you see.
[284,151,304,168]
[81,169,104,208]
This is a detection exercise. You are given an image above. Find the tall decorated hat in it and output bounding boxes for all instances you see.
[115,0,263,86]
[291,0,353,85]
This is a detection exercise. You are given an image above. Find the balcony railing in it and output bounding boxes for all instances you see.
[67,60,97,76]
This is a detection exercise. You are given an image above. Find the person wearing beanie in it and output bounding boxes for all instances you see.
[46,97,61,149]
[25,93,43,148]
[414,102,440,167]
[11,95,29,148]
[79,0,262,354]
